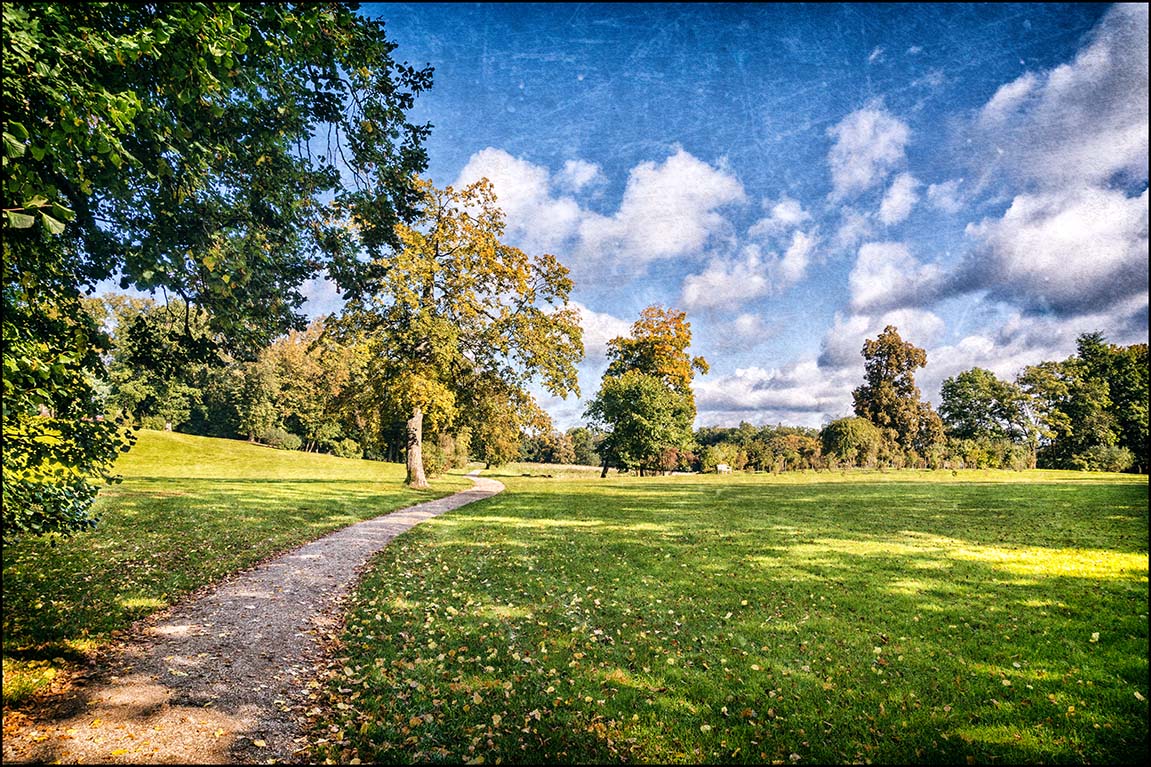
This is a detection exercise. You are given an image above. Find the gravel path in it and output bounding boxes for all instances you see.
[3,472,504,765]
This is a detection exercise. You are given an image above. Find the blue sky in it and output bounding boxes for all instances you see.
[300,3,1149,431]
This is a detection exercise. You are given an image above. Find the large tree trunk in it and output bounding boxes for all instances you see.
[406,407,429,489]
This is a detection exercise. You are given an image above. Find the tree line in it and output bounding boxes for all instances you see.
[588,324,1146,476]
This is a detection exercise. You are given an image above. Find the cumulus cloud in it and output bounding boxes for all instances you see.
[748,195,811,239]
[878,173,920,225]
[556,159,605,193]
[960,186,1149,317]
[454,148,582,253]
[818,308,946,371]
[827,102,911,199]
[695,359,860,427]
[974,3,1148,189]
[681,230,817,310]
[926,179,965,213]
[832,208,875,252]
[681,246,771,310]
[578,148,746,264]
[455,147,746,278]
[849,241,945,313]
[778,230,816,287]
[570,301,632,359]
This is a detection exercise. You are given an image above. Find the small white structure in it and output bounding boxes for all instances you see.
[716,463,732,474]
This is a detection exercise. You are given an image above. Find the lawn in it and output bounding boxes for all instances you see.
[310,469,1148,765]
[1,430,470,707]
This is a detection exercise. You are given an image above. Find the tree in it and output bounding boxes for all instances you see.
[939,368,1030,443]
[334,178,582,488]
[1016,333,1146,471]
[851,325,941,456]
[586,306,706,476]
[820,416,884,468]
[566,426,604,466]
[586,370,696,476]
[3,3,433,538]
[605,306,709,397]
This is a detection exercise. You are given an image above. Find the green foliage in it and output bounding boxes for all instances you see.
[1,243,134,543]
[256,425,303,451]
[820,416,885,468]
[1072,444,1135,473]
[335,177,583,487]
[588,306,705,475]
[1016,333,1146,472]
[2,2,432,539]
[940,368,1031,443]
[565,426,604,466]
[587,370,696,474]
[851,325,942,455]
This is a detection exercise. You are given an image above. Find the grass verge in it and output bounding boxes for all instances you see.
[2,430,469,708]
[309,470,1148,764]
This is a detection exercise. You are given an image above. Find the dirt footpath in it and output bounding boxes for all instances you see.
[2,473,504,765]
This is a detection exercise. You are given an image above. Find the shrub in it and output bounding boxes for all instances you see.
[257,426,302,451]
[1071,445,1135,473]
[326,438,362,460]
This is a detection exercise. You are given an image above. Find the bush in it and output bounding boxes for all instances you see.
[326,438,362,459]
[257,426,302,451]
[139,415,169,431]
[1071,445,1135,473]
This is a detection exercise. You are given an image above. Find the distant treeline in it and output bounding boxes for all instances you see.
[90,295,1146,475]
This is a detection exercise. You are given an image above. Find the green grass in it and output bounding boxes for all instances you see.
[311,470,1148,765]
[2,430,469,707]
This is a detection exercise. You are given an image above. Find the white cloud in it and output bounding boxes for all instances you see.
[556,159,605,193]
[848,242,944,313]
[832,208,874,252]
[732,313,767,338]
[974,4,1148,189]
[926,179,965,214]
[827,102,911,199]
[962,186,1149,317]
[978,72,1039,127]
[818,308,945,371]
[748,196,811,239]
[878,173,920,225]
[454,147,745,277]
[695,359,860,427]
[681,229,817,310]
[578,148,746,264]
[778,230,816,287]
[868,47,885,64]
[454,148,582,253]
[681,246,771,310]
[570,301,632,359]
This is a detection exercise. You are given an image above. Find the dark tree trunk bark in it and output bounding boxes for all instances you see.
[406,407,429,489]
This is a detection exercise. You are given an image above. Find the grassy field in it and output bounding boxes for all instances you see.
[310,469,1148,765]
[2,430,469,707]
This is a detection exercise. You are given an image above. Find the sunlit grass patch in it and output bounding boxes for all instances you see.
[2,430,468,708]
[312,471,1148,765]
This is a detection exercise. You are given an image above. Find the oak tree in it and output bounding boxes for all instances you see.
[335,178,583,488]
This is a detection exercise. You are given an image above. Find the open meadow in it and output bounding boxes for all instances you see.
[1,431,469,706]
[309,466,1148,765]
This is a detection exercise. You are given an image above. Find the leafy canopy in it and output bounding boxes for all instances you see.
[2,2,432,540]
[334,177,583,486]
